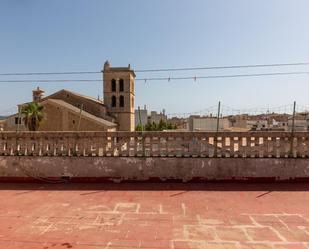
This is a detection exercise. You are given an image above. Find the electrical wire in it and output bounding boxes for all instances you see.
[1,62,309,76]
[0,71,100,76]
[135,62,309,72]
[0,79,101,82]
[1,71,309,83]
[137,71,309,81]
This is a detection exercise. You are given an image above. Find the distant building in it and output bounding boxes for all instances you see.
[135,106,148,127]
[3,113,27,131]
[246,120,269,131]
[2,61,136,131]
[4,90,117,132]
[134,107,170,128]
[228,113,291,131]
[271,119,288,131]
[228,115,249,129]
[168,116,188,130]
[188,116,229,131]
[150,110,167,123]
[288,115,309,131]
[0,119,6,131]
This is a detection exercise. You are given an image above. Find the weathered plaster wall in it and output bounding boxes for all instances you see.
[46,90,107,119]
[0,157,308,182]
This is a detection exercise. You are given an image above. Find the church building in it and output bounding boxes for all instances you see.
[3,61,136,132]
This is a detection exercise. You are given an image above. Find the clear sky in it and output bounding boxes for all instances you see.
[1,0,309,116]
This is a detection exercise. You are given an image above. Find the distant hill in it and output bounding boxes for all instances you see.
[0,116,8,120]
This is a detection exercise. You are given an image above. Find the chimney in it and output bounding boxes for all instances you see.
[32,87,45,102]
[103,60,110,71]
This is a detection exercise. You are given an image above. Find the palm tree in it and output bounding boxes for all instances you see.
[21,102,44,131]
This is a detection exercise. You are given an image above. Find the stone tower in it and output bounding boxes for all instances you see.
[32,87,45,102]
[103,61,135,131]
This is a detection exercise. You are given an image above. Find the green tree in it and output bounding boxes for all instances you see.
[142,120,177,131]
[21,102,44,131]
[167,123,173,129]
[144,121,151,131]
[158,119,167,130]
[135,123,144,131]
[152,122,159,131]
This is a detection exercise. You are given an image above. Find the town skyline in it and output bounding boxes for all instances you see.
[1,1,309,114]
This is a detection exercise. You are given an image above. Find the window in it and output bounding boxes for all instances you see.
[111,79,116,92]
[15,117,21,125]
[119,79,124,91]
[72,120,75,124]
[119,95,124,107]
[111,95,116,107]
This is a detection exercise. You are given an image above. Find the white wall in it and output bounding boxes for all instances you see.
[189,117,229,131]
[135,109,148,126]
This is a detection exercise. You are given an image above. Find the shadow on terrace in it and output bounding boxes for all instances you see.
[0,182,308,192]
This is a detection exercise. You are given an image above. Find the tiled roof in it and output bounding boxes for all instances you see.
[44,89,105,106]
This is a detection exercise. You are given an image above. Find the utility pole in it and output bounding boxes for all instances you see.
[15,106,22,155]
[289,101,296,157]
[216,101,221,132]
[138,106,143,131]
[214,101,221,157]
[16,106,21,133]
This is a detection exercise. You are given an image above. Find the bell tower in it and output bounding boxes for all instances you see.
[103,61,135,131]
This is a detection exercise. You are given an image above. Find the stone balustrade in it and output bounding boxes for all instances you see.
[0,131,308,158]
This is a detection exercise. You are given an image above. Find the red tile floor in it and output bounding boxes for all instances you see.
[0,183,308,249]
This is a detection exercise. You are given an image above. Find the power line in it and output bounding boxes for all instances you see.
[0,71,100,76]
[0,79,101,83]
[137,71,309,81]
[167,105,218,116]
[1,70,309,83]
[135,62,309,73]
[1,62,309,76]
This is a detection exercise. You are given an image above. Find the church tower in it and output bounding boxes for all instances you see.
[103,61,135,131]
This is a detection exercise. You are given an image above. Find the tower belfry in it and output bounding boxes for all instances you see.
[103,61,135,131]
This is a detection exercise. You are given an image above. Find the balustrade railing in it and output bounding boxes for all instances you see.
[0,131,308,158]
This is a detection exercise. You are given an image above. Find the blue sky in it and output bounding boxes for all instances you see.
[1,0,309,116]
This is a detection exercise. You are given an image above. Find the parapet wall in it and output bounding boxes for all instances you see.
[0,131,308,158]
[1,131,309,182]
[0,157,308,183]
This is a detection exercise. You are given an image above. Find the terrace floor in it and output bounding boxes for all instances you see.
[0,183,308,249]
